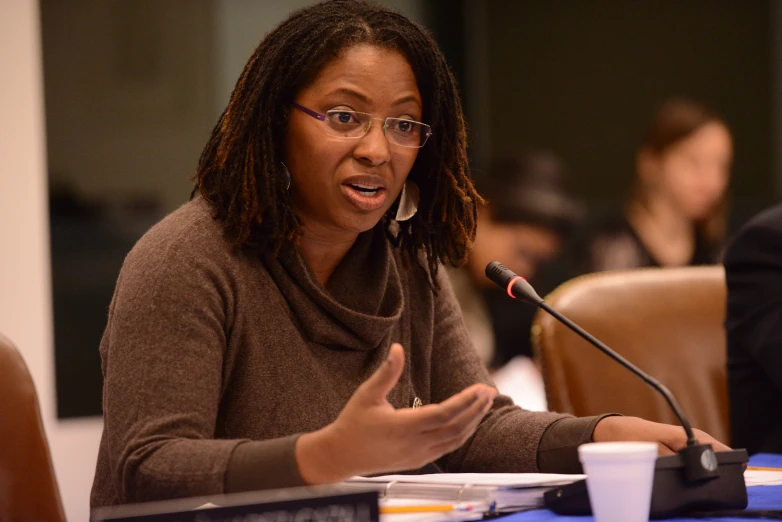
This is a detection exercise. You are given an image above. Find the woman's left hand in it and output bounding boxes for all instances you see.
[592,416,732,455]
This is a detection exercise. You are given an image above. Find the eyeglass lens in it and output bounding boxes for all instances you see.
[324,110,430,147]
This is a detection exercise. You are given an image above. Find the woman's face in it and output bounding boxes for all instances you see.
[284,44,422,238]
[644,122,733,220]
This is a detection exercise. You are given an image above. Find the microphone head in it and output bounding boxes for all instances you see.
[485,261,508,283]
[485,261,543,304]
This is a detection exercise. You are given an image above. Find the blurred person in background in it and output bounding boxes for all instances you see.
[577,98,732,273]
[450,152,584,410]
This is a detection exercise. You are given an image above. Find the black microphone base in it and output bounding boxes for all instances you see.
[544,449,749,518]
[649,449,748,518]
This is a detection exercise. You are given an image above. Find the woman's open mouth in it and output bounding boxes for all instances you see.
[342,183,388,212]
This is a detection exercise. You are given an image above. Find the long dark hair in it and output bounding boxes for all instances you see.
[192,0,481,283]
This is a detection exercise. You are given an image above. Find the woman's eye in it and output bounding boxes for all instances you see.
[328,111,358,124]
[392,119,418,134]
[336,112,353,123]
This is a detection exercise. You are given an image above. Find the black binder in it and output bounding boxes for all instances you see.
[91,487,379,522]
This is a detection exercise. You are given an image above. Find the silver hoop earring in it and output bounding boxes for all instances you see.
[280,162,291,190]
[395,181,419,221]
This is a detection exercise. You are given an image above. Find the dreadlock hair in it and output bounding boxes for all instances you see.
[192,0,482,287]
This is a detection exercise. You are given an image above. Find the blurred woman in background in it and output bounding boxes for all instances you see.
[580,98,732,272]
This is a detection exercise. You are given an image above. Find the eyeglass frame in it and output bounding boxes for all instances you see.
[290,102,433,148]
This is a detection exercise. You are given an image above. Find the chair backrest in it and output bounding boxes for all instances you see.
[532,266,730,445]
[0,333,66,522]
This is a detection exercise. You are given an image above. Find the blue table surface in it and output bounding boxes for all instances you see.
[504,453,782,522]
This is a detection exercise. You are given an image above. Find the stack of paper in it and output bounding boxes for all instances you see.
[344,473,583,514]
[744,469,782,486]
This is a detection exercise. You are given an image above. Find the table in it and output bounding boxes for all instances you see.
[504,454,782,522]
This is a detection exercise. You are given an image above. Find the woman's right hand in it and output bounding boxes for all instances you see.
[296,343,497,484]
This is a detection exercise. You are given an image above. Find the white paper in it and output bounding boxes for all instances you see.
[350,473,584,488]
[380,512,483,522]
[491,356,548,412]
[744,470,782,486]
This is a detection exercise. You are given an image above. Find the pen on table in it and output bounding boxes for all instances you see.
[380,504,478,514]
[747,466,782,472]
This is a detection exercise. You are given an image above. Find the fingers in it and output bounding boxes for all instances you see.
[648,423,732,454]
[425,391,495,453]
[424,387,494,436]
[658,426,731,453]
[397,384,496,431]
[356,343,405,405]
[692,429,732,452]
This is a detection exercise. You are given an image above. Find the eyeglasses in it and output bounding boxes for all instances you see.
[291,102,432,148]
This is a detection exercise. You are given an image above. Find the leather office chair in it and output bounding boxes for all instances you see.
[532,266,730,445]
[0,333,66,522]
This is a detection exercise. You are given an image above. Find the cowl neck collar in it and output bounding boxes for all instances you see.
[264,225,404,350]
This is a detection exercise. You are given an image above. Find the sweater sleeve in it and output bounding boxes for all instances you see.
[100,221,303,504]
[428,267,603,473]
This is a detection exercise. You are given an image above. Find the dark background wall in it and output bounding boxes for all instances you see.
[483,0,774,227]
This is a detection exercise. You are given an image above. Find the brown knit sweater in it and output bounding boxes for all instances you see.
[90,198,603,509]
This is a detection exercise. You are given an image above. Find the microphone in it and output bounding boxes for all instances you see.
[486,261,700,446]
[485,261,748,516]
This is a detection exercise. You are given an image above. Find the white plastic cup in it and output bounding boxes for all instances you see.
[578,442,658,522]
